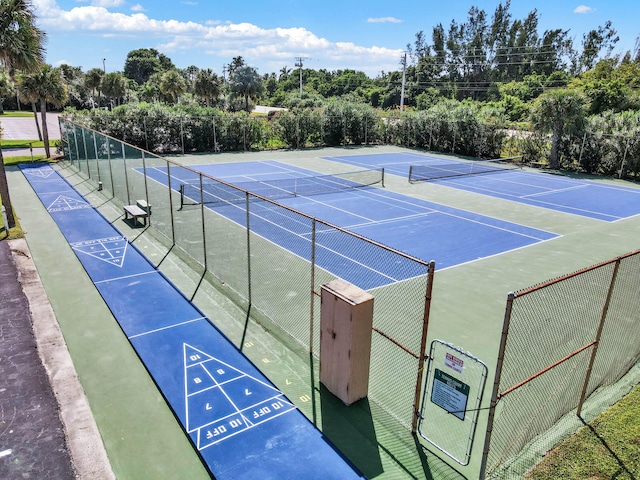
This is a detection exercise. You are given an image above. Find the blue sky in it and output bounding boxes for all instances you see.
[33,0,640,77]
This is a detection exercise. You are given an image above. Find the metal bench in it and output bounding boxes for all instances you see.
[123,204,148,227]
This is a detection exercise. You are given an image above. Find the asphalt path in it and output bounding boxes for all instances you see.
[0,114,114,479]
[1,112,60,158]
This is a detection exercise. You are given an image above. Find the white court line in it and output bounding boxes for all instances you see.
[223,202,404,284]
[94,270,156,285]
[437,175,620,220]
[521,183,589,198]
[127,317,207,339]
[352,183,558,240]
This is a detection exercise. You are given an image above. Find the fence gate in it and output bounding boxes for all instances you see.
[418,340,487,465]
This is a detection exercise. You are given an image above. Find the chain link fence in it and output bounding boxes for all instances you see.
[60,118,435,431]
[481,250,640,479]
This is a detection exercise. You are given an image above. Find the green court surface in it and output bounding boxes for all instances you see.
[8,144,640,479]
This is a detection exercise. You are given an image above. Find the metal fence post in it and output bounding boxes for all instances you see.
[246,192,252,305]
[479,292,515,479]
[309,219,317,356]
[180,117,184,155]
[576,259,621,416]
[198,174,208,271]
[166,161,176,245]
[122,142,131,206]
[411,260,436,433]
[92,131,101,183]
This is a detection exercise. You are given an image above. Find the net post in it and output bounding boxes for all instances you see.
[576,259,621,417]
[408,165,413,183]
[411,260,435,433]
[178,183,185,210]
[381,167,385,188]
[479,291,515,479]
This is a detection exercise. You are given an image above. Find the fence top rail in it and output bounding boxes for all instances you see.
[61,118,432,268]
[513,249,640,298]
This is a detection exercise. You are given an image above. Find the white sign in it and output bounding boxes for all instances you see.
[445,352,464,373]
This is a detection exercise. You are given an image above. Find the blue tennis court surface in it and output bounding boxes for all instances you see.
[144,161,558,286]
[326,152,640,222]
[21,163,365,480]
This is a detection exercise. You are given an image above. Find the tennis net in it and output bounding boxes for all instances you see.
[180,168,385,208]
[408,157,522,183]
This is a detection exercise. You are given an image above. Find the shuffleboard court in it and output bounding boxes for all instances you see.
[20,163,365,480]
[142,160,558,286]
[326,152,640,222]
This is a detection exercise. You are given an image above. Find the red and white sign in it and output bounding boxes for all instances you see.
[445,353,464,374]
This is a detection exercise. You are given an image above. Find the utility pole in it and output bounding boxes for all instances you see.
[294,57,308,97]
[400,52,407,111]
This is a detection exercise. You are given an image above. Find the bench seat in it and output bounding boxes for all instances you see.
[124,204,148,227]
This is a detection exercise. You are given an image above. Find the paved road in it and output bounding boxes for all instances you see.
[0,113,61,141]
[1,113,114,479]
[0,240,76,479]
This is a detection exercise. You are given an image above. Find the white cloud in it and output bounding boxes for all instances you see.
[130,4,145,12]
[32,0,403,76]
[574,5,594,14]
[52,58,73,67]
[367,17,402,24]
[91,0,125,7]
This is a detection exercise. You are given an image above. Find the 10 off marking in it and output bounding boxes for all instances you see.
[207,418,245,439]
[253,400,285,419]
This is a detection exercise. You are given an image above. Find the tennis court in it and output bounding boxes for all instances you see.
[326,152,640,222]
[143,160,558,288]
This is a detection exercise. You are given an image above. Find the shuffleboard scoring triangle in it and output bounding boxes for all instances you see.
[48,195,91,212]
[22,165,56,178]
[71,237,128,267]
[183,343,296,448]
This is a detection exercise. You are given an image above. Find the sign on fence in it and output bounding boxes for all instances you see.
[418,340,487,465]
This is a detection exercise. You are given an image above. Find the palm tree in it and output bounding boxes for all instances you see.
[85,67,104,108]
[16,69,42,140]
[159,69,187,104]
[0,70,13,113]
[229,65,263,112]
[194,68,220,107]
[0,0,47,229]
[531,89,586,169]
[17,64,67,158]
[228,56,245,76]
[101,72,126,107]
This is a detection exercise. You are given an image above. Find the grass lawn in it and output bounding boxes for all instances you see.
[0,199,23,240]
[0,111,35,117]
[527,383,640,479]
[4,155,51,165]
[1,139,52,149]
